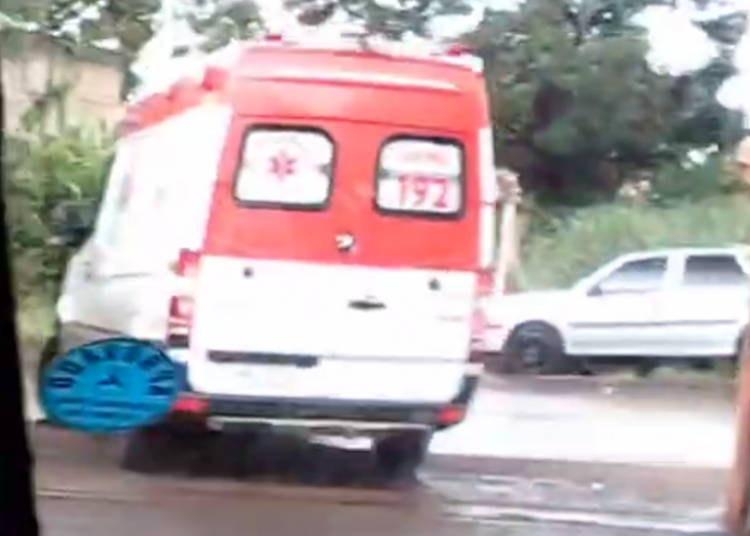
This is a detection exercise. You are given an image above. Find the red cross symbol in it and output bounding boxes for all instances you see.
[268,150,297,181]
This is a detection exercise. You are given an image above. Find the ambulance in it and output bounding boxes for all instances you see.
[45,32,499,480]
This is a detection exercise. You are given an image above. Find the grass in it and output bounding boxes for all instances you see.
[521,195,750,289]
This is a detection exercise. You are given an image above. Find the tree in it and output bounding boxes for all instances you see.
[1,0,264,97]
[283,0,472,39]
[1,0,265,54]
[189,0,265,52]
[462,0,747,203]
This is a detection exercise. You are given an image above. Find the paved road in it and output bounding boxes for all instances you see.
[34,425,726,536]
[30,375,734,536]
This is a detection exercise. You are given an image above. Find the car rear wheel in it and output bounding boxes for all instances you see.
[373,430,432,487]
[500,322,579,375]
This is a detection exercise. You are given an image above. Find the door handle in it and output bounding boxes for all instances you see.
[348,298,386,311]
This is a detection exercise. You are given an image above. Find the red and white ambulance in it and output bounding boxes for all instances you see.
[49,33,499,479]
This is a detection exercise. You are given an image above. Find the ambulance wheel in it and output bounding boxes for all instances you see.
[373,430,432,487]
[501,322,577,375]
[119,425,175,474]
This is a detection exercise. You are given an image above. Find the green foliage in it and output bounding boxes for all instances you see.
[284,0,472,38]
[2,0,265,56]
[5,129,111,299]
[648,153,741,202]
[190,0,265,52]
[521,191,750,290]
[462,0,747,203]
[2,0,265,96]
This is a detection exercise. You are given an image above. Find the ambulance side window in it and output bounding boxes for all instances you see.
[233,126,334,210]
[375,136,464,218]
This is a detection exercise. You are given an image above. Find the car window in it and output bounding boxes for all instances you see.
[591,257,667,295]
[683,255,748,288]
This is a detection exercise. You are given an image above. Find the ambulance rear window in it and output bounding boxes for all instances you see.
[233,126,334,210]
[375,136,464,218]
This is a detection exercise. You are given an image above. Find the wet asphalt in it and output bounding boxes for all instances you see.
[32,376,735,536]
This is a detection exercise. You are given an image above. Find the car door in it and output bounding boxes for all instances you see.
[659,253,749,357]
[564,255,672,356]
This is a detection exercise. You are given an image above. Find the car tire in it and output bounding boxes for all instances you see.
[373,430,432,487]
[500,322,578,375]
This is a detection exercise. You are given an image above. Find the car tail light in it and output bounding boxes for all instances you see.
[167,249,200,348]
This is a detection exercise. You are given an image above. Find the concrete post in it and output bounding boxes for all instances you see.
[494,168,522,295]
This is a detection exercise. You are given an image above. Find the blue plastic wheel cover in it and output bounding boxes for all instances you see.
[40,338,179,433]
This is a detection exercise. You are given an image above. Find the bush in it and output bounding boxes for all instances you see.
[4,129,111,303]
[521,195,750,289]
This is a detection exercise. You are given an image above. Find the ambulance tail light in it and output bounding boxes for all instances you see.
[167,249,200,349]
[172,395,208,415]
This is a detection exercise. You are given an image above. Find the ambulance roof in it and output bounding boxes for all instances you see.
[121,33,486,134]
[130,32,483,102]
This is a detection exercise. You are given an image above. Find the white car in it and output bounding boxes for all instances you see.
[484,247,750,374]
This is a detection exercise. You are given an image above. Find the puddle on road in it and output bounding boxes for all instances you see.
[445,504,722,534]
[422,471,723,534]
[469,522,719,536]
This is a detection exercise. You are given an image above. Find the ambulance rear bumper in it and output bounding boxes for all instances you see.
[169,368,479,436]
